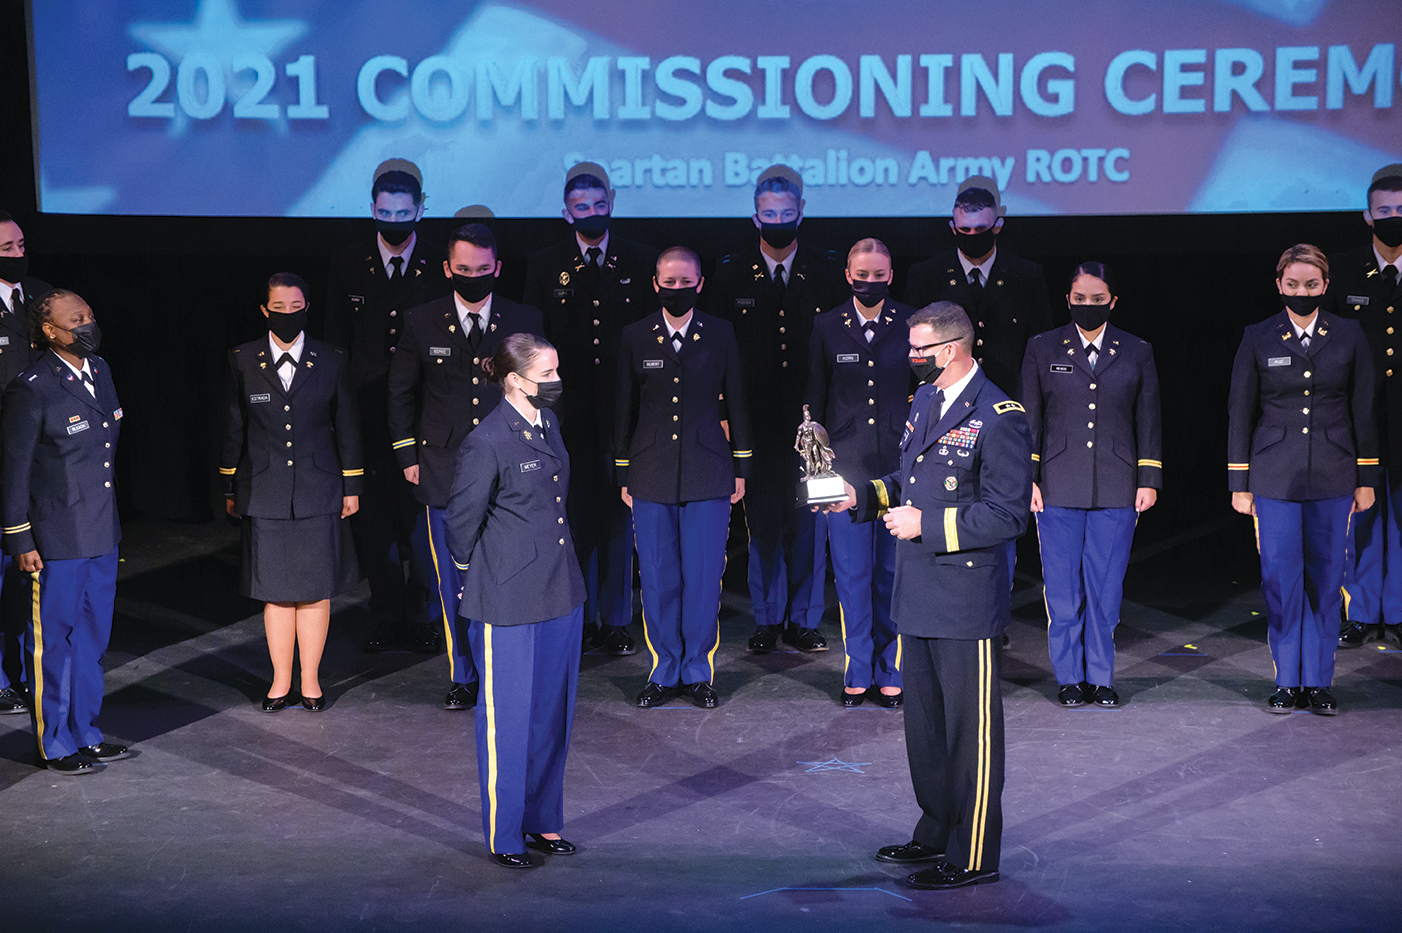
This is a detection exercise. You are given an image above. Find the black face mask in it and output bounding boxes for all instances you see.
[1068,302,1112,332]
[1372,215,1402,250]
[657,285,698,316]
[377,218,416,246]
[268,308,307,343]
[57,321,101,358]
[759,221,798,250]
[573,213,610,239]
[0,254,28,284]
[453,272,495,304]
[910,354,944,385]
[954,227,996,259]
[851,280,890,306]
[524,378,563,410]
[1281,293,1321,317]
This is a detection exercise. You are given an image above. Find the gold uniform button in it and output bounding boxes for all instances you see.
[868,398,875,405]
[1088,383,1096,391]
[553,475,559,481]
[1390,349,1396,357]
[557,517,564,524]
[105,442,111,448]
[905,499,912,505]
[674,377,680,383]
[917,455,924,462]
[868,361,874,367]
[868,380,874,387]
[555,496,561,503]
[780,344,787,350]
[1089,403,1096,410]
[1304,390,1310,396]
[671,433,678,440]
[473,357,480,365]
[1389,327,1395,335]
[782,361,788,367]
[1389,370,1395,377]
[390,346,397,353]
[672,397,679,403]
[592,299,600,308]
[1302,407,1310,414]
[779,310,785,317]
[868,418,875,424]
[472,398,479,405]
[909,476,916,483]
[284,405,290,412]
[1087,441,1094,448]
[977,339,984,346]
[285,424,291,430]
[966,560,974,567]
[1303,427,1309,434]
[595,359,600,364]
[286,441,292,448]
[779,327,786,334]
[103,462,110,468]
[1303,371,1311,378]
[1087,422,1094,429]
[559,538,565,545]
[978,321,985,328]
[473,377,479,385]
[436,359,443,365]
[104,481,111,488]
[673,415,679,421]
[473,418,480,425]
[286,460,293,466]
[390,310,397,317]
[594,338,600,345]
[593,319,600,326]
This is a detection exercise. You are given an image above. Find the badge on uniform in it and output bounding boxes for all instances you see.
[1268,357,1291,367]
[0,337,9,346]
[67,420,89,435]
[901,421,913,444]
[643,359,664,369]
[520,460,541,473]
[1348,295,1370,305]
[734,298,755,308]
[836,354,860,363]
[249,393,271,404]
[554,288,573,299]
[937,424,981,448]
[113,408,123,419]
[1050,364,1073,373]
[349,295,365,305]
[945,477,958,490]
[69,414,81,423]
[559,272,570,285]
[430,347,451,357]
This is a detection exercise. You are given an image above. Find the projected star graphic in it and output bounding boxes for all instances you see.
[798,758,871,774]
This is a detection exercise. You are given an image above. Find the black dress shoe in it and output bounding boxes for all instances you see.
[1057,683,1085,707]
[262,693,294,712]
[784,626,829,652]
[596,625,637,656]
[870,688,903,708]
[635,682,677,708]
[1267,686,1300,713]
[524,833,577,855]
[301,695,326,711]
[0,686,29,715]
[1091,685,1120,708]
[842,690,866,708]
[444,682,478,710]
[363,622,402,653]
[490,852,535,869]
[1306,687,1338,715]
[875,840,945,864]
[747,625,778,653]
[408,623,441,654]
[684,682,719,709]
[906,860,1000,890]
[78,742,131,762]
[46,753,99,775]
[1338,621,1366,648]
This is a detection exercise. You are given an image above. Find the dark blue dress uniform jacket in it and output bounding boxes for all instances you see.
[852,370,1032,639]
[903,249,1052,400]
[1227,309,1379,500]
[1326,245,1402,487]
[523,236,657,452]
[444,402,586,627]
[0,276,47,391]
[1,351,122,560]
[614,311,753,503]
[1020,323,1163,509]
[387,295,544,508]
[805,298,915,487]
[220,338,364,518]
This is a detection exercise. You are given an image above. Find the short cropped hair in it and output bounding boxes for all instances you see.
[1275,244,1328,280]
[0,210,13,225]
[953,186,998,214]
[565,173,608,197]
[1368,174,1402,204]
[908,301,974,352]
[372,169,423,205]
[265,272,309,303]
[847,238,891,264]
[448,223,498,260]
[754,174,801,202]
[656,246,701,277]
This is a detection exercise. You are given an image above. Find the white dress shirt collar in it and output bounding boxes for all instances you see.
[377,232,417,275]
[576,231,610,263]
[454,292,493,332]
[936,361,980,419]
[958,246,997,280]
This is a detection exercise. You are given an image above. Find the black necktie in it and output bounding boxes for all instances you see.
[968,267,984,306]
[580,246,602,295]
[933,389,946,420]
[388,256,403,279]
[277,353,296,386]
[862,320,876,343]
[774,264,786,288]
[468,312,483,351]
[587,246,602,267]
[6,286,21,316]
[1385,264,1399,293]
[81,370,95,394]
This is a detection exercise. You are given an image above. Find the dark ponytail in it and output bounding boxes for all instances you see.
[482,332,554,383]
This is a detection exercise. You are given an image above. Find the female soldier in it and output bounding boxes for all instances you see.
[1228,245,1378,714]
[1021,262,1162,709]
[221,273,362,712]
[805,238,912,707]
[444,333,586,869]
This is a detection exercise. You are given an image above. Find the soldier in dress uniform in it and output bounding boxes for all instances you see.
[709,166,846,654]
[522,163,656,657]
[616,247,752,709]
[829,301,1032,890]
[1021,262,1162,709]
[389,224,543,710]
[805,238,913,708]
[0,211,46,716]
[324,161,450,654]
[1330,165,1402,650]
[1228,245,1378,715]
[1,290,129,774]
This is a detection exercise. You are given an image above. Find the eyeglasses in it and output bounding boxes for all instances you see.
[910,338,957,356]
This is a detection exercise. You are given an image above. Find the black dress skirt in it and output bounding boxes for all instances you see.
[241,513,358,603]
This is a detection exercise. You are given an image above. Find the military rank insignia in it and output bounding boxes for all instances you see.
[936,424,980,448]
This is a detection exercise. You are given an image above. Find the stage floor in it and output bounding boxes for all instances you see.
[1,516,1399,932]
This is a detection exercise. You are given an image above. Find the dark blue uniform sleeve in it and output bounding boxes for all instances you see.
[1349,324,1381,487]
[614,331,637,487]
[332,352,364,497]
[386,315,422,471]
[720,327,753,478]
[1019,340,1044,483]
[0,377,42,556]
[219,350,245,499]
[1136,345,1164,490]
[1226,330,1259,493]
[444,427,500,571]
[925,409,1033,553]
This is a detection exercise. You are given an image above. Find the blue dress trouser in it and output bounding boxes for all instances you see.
[413,505,477,686]
[1037,506,1138,688]
[744,450,822,629]
[824,511,900,690]
[633,497,730,686]
[1342,475,1402,626]
[468,606,583,855]
[27,548,119,760]
[576,492,635,630]
[1254,496,1351,688]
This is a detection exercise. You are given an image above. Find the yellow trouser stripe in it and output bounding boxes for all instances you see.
[703,542,730,683]
[894,633,902,672]
[484,624,500,851]
[635,525,661,681]
[839,604,850,680]
[944,507,960,551]
[31,571,45,759]
[969,638,992,870]
[426,506,456,682]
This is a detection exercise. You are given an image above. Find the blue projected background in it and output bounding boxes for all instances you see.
[28,0,1402,217]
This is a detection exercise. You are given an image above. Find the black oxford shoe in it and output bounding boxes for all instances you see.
[444,682,478,710]
[747,625,778,653]
[876,840,945,864]
[408,623,441,655]
[1267,686,1300,713]
[1091,685,1120,708]
[635,682,677,708]
[906,860,1000,890]
[1338,621,1366,648]
[684,682,718,709]
[79,743,131,762]
[0,686,29,715]
[1306,687,1338,715]
[596,625,637,656]
[784,625,829,651]
[491,852,535,869]
[524,833,577,855]
[46,753,99,775]
[1057,683,1085,707]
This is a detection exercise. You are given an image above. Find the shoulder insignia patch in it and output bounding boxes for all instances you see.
[993,401,1025,415]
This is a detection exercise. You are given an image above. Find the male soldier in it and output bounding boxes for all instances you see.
[325,161,450,653]
[1332,164,1402,650]
[0,210,46,715]
[523,163,656,656]
[710,166,846,653]
[831,302,1032,889]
